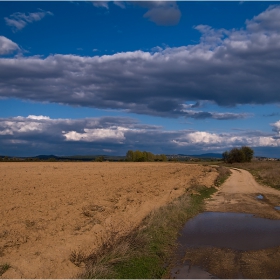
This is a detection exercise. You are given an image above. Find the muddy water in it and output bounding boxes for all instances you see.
[171,212,280,279]
[170,262,217,279]
[178,212,280,251]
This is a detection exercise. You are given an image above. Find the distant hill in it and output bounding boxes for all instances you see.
[35,155,59,160]
[188,153,223,159]
[176,153,222,159]
[1,153,222,161]
[34,154,125,161]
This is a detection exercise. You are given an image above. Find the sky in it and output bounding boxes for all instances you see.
[0,1,280,157]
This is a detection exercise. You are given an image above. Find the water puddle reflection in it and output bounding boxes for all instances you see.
[171,212,280,278]
[170,262,217,279]
[178,212,280,251]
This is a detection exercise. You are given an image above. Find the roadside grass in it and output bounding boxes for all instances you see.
[73,166,230,279]
[221,161,280,190]
[0,263,11,276]
[214,166,232,186]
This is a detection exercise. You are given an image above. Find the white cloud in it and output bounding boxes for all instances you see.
[5,10,53,31]
[64,128,126,142]
[246,5,280,32]
[173,131,280,149]
[0,116,279,157]
[27,115,50,120]
[0,36,19,55]
[113,1,126,9]
[1,119,43,134]
[92,1,109,9]
[272,120,280,134]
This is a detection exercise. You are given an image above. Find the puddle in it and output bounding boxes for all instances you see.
[256,194,264,200]
[275,206,280,210]
[177,212,280,251]
[170,261,217,279]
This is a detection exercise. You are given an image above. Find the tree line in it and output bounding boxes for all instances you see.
[222,146,254,163]
[126,150,167,162]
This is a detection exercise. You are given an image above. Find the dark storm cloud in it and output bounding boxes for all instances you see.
[0,116,279,156]
[1,6,280,117]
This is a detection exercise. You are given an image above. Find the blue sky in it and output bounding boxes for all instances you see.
[0,1,280,157]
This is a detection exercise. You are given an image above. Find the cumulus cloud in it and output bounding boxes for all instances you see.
[173,131,280,149]
[0,115,279,156]
[1,6,280,117]
[5,10,53,31]
[64,128,126,142]
[246,5,280,32]
[272,120,280,134]
[0,36,20,55]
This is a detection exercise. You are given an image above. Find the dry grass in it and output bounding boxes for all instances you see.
[222,161,280,190]
[73,230,147,278]
[214,166,232,186]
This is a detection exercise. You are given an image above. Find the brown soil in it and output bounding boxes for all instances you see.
[182,168,280,279]
[0,162,217,278]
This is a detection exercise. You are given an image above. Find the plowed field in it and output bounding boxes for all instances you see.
[0,162,217,278]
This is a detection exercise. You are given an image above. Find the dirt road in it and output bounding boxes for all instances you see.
[206,168,280,219]
[179,168,280,279]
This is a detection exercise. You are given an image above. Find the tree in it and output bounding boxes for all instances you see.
[95,156,104,162]
[222,151,229,162]
[134,150,143,161]
[223,146,254,163]
[228,148,245,163]
[160,154,167,161]
[125,150,167,162]
[126,150,134,161]
[241,146,254,162]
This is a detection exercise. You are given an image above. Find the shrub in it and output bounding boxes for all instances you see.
[223,146,254,163]
[125,150,167,162]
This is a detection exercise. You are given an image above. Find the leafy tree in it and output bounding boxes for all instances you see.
[126,150,134,162]
[160,154,167,161]
[241,146,254,162]
[125,150,167,162]
[222,151,229,162]
[228,148,245,163]
[95,156,104,162]
[134,150,143,161]
[223,146,254,163]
